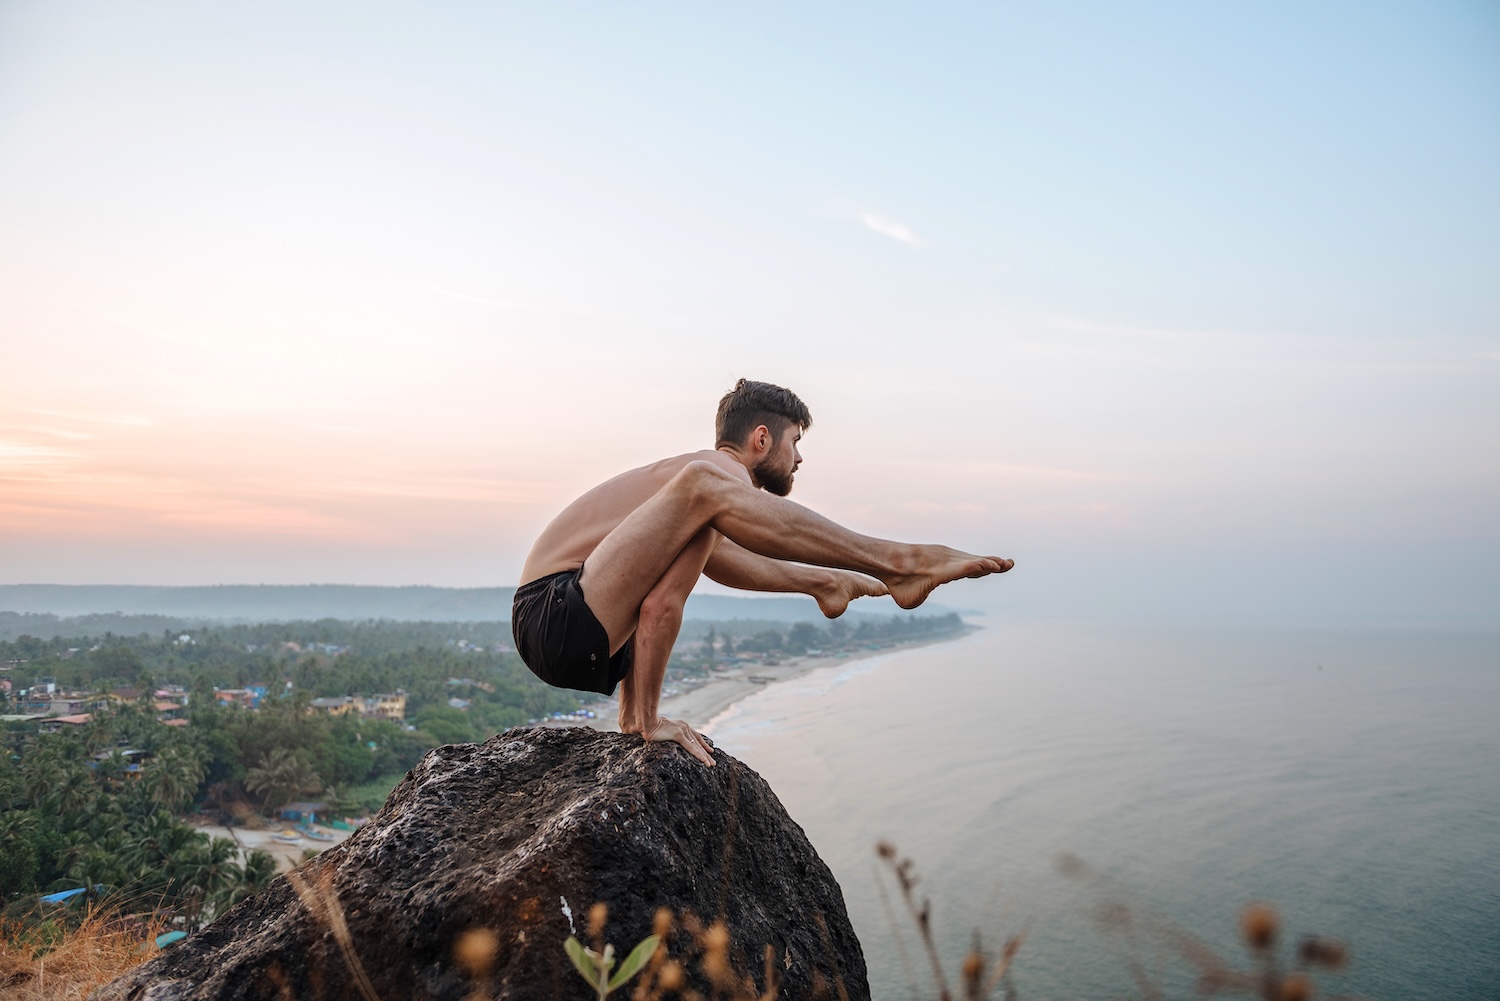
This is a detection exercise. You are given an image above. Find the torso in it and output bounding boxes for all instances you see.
[519,450,736,584]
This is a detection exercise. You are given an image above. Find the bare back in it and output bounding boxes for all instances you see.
[519,450,749,584]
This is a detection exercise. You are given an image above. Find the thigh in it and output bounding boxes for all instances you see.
[577,479,712,647]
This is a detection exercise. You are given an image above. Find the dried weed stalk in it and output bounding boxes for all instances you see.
[0,903,168,1001]
[1056,853,1367,1001]
[874,841,1027,1001]
[286,865,383,1001]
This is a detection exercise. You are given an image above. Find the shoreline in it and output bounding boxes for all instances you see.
[190,821,359,874]
[545,624,980,736]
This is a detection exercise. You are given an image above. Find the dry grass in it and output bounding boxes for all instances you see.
[0,906,167,1001]
[0,847,1368,1001]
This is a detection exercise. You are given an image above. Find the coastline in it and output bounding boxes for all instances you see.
[192,628,976,873]
[550,624,980,735]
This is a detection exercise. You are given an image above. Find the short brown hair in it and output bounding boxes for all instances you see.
[714,379,812,447]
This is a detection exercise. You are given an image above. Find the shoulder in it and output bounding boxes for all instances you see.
[643,450,749,480]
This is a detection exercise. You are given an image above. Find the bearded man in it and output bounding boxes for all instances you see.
[512,379,1013,765]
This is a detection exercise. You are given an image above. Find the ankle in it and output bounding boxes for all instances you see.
[886,545,923,579]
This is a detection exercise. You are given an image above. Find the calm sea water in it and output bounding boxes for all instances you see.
[705,621,1500,1001]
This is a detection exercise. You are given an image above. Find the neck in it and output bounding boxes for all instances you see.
[716,444,761,485]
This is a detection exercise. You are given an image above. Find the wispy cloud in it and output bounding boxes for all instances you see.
[862,212,924,247]
[0,441,77,466]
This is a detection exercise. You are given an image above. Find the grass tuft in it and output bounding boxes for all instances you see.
[0,905,167,1001]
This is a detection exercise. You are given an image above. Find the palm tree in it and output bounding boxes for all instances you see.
[175,835,239,930]
[48,764,98,825]
[125,811,203,902]
[244,748,322,816]
[79,717,113,755]
[144,746,206,812]
[225,848,278,908]
[20,751,65,809]
[67,847,126,905]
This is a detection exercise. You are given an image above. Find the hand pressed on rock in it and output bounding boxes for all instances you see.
[644,717,715,766]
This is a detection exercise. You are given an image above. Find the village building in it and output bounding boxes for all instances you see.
[309,695,359,716]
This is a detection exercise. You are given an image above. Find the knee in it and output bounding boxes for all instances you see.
[638,589,684,632]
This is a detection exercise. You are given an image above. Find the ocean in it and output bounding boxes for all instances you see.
[706,621,1500,1000]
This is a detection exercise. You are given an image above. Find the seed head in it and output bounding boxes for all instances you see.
[1297,935,1348,970]
[702,921,734,987]
[453,927,498,978]
[658,961,684,990]
[1280,972,1311,1001]
[653,906,674,938]
[703,921,730,954]
[1240,902,1279,952]
[588,902,609,940]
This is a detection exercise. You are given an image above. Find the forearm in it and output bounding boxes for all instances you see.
[623,605,680,732]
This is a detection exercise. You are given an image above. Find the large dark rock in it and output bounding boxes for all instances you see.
[96,727,869,1000]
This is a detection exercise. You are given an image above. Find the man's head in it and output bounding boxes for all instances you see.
[715,379,811,497]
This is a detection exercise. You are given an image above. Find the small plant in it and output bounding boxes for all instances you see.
[875,841,1026,1001]
[564,903,662,1000]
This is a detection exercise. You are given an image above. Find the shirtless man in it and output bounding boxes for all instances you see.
[512,379,1013,766]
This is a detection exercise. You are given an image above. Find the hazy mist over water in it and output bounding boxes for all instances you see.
[708,621,1500,1000]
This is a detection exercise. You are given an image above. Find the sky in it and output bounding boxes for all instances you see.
[1,1,1496,623]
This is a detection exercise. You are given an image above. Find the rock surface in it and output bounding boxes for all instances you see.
[96,726,869,1001]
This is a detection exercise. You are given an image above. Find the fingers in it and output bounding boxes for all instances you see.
[647,717,716,766]
[680,720,715,766]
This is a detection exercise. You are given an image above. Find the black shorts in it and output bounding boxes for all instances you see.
[511,568,633,696]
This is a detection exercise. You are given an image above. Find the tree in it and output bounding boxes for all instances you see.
[67,845,126,905]
[174,835,239,929]
[786,622,822,655]
[244,747,322,816]
[221,848,278,911]
[0,831,38,901]
[144,745,206,811]
[49,764,98,822]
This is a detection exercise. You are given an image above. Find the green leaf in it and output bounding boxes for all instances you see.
[564,936,598,985]
[607,935,661,992]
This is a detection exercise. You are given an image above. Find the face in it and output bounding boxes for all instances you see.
[752,425,803,496]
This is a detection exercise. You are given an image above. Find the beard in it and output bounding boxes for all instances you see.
[753,451,795,497]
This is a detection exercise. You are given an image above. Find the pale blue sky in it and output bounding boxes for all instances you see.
[1,2,1496,621]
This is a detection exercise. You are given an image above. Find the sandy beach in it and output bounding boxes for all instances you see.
[192,821,360,874]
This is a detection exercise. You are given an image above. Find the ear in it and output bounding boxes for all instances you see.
[752,425,772,452]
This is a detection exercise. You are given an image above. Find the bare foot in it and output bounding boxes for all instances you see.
[811,569,888,618]
[884,547,1013,610]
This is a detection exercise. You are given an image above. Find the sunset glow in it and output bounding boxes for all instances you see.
[2,2,1496,621]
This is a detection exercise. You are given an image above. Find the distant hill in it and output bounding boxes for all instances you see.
[0,584,512,622]
[0,584,974,633]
